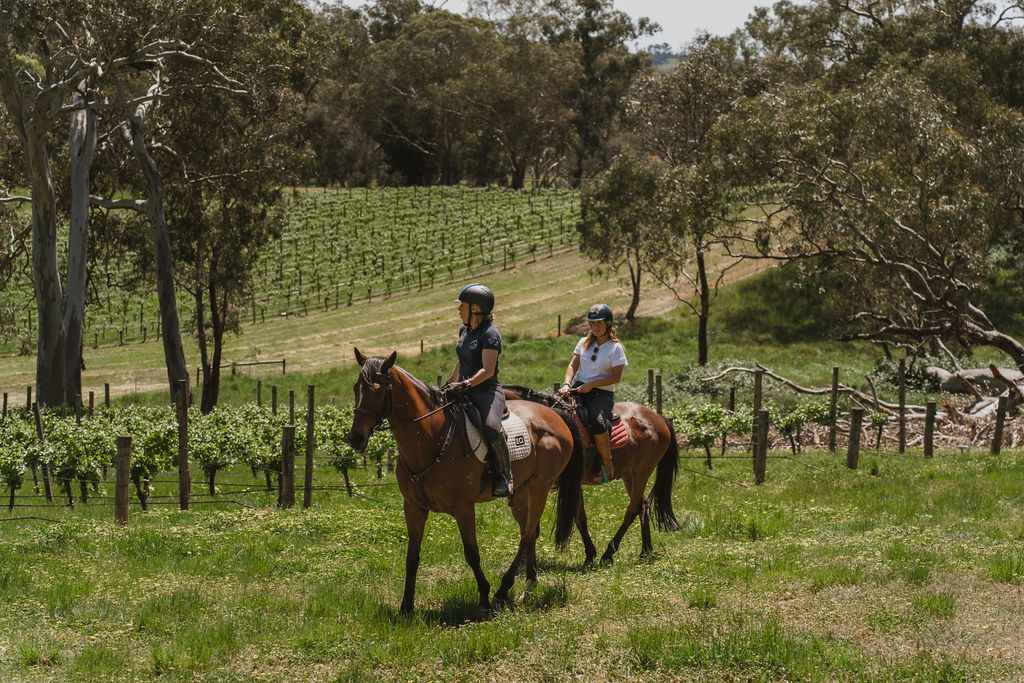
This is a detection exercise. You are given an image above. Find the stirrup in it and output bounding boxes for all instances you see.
[492,475,511,498]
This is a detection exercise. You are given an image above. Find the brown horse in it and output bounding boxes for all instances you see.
[504,385,680,566]
[347,350,583,615]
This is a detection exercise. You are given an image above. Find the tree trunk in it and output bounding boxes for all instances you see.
[0,73,63,406]
[124,96,191,403]
[625,249,641,322]
[200,268,225,413]
[65,83,97,405]
[28,127,66,406]
[696,249,710,366]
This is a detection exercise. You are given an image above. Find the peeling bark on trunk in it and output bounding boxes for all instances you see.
[65,84,96,405]
[27,127,66,406]
[1,68,66,406]
[123,95,190,404]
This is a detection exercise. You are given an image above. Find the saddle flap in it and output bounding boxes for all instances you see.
[575,410,629,449]
[462,410,532,463]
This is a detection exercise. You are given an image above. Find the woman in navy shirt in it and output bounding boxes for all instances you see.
[447,283,511,497]
[558,303,628,482]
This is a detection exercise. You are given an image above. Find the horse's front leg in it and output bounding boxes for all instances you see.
[401,499,428,616]
[453,505,490,610]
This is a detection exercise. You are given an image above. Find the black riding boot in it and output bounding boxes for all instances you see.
[489,433,513,498]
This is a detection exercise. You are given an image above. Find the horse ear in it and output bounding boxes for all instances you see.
[380,351,397,375]
[354,347,367,367]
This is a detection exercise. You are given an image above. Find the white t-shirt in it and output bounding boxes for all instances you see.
[573,337,628,392]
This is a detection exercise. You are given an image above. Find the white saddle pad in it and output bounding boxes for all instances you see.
[465,410,532,463]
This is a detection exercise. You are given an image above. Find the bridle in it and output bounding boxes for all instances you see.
[353,371,451,436]
[352,365,461,510]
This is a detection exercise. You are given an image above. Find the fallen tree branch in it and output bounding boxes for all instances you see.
[699,363,916,413]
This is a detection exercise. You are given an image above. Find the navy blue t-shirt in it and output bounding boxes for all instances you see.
[456,323,502,385]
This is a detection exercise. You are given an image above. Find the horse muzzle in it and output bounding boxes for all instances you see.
[346,429,368,453]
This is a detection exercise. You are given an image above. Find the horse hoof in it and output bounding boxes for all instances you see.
[516,578,539,605]
[599,554,614,567]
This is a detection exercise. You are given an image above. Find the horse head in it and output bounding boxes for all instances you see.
[347,348,397,452]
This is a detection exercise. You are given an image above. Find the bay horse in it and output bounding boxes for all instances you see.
[504,385,680,566]
[347,350,583,615]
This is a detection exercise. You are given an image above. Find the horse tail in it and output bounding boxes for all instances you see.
[649,415,681,532]
[553,407,585,550]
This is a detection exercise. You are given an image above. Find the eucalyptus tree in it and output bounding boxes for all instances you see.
[459,32,578,188]
[714,69,1024,368]
[303,5,374,186]
[160,0,316,412]
[578,151,668,321]
[0,2,91,405]
[354,9,492,184]
[540,0,658,185]
[626,35,757,364]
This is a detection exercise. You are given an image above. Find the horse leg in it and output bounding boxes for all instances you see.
[639,495,653,558]
[493,494,536,609]
[400,500,428,616]
[600,475,644,566]
[518,533,539,605]
[453,505,491,610]
[575,493,598,568]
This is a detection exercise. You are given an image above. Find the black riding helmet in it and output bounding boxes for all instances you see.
[587,303,613,322]
[455,283,495,316]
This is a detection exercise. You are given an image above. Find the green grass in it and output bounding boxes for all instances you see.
[2,448,1024,680]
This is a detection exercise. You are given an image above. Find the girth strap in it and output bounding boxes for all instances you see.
[397,410,460,511]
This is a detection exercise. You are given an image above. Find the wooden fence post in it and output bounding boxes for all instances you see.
[647,369,654,406]
[176,380,191,510]
[656,374,663,415]
[754,409,769,485]
[105,382,110,409]
[898,359,907,454]
[828,366,839,452]
[115,435,131,525]
[2,393,6,419]
[924,401,936,459]
[88,391,94,416]
[280,425,296,509]
[26,385,31,409]
[32,403,53,503]
[271,385,278,416]
[289,390,295,425]
[304,385,315,509]
[991,395,1008,455]
[847,407,864,469]
[557,314,561,336]
[257,380,262,407]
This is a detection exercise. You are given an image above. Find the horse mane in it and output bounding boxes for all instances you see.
[363,356,445,404]
[504,384,572,410]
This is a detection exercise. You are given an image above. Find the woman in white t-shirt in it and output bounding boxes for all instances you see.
[557,303,628,483]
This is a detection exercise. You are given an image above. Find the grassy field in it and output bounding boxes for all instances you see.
[2,445,1024,681]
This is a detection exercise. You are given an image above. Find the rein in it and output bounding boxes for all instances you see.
[353,379,453,434]
[354,372,462,510]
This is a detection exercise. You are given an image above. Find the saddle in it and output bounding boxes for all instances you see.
[573,404,630,450]
[459,402,532,463]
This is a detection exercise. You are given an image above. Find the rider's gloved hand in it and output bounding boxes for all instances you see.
[442,380,471,401]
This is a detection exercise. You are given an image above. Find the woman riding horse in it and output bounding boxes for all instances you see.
[557,303,627,483]
[348,349,583,614]
[445,283,511,497]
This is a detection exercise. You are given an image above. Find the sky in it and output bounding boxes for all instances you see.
[431,0,772,49]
